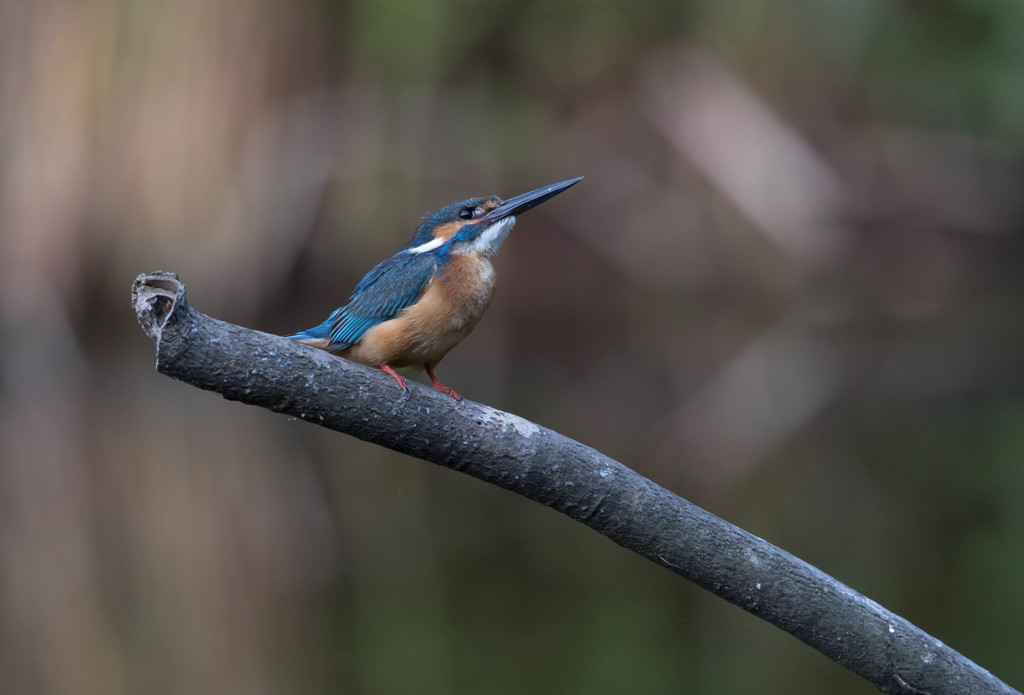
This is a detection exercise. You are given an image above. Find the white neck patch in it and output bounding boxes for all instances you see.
[405,236,446,254]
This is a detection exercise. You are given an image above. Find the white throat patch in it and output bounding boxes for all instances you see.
[453,217,516,257]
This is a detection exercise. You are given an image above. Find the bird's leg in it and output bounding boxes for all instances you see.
[425,364,462,402]
[379,364,409,395]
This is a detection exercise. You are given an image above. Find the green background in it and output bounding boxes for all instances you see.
[1,0,1022,692]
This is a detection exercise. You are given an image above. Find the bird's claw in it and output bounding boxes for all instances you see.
[397,383,412,403]
[434,385,462,402]
[379,364,411,401]
[424,365,462,403]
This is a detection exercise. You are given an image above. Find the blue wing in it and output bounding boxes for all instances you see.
[307,252,438,349]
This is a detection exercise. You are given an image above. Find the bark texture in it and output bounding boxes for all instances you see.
[132,271,1018,695]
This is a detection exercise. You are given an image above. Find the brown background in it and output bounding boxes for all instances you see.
[1,1,1023,692]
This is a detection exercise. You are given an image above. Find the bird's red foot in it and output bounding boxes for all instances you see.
[425,364,462,401]
[379,364,409,395]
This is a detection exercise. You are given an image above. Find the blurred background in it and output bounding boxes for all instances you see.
[2,0,1023,692]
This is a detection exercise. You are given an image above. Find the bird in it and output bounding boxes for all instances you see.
[286,176,582,401]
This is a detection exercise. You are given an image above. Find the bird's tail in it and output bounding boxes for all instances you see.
[285,318,333,348]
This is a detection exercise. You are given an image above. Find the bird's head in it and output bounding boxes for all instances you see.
[404,177,582,259]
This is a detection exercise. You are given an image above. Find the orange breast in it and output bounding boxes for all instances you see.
[342,253,496,368]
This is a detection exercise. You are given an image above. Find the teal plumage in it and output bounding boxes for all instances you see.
[288,252,439,349]
[287,177,582,400]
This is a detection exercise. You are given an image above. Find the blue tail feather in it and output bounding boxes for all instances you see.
[285,318,333,342]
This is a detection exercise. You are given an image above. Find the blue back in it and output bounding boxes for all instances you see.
[289,251,440,349]
[329,251,439,346]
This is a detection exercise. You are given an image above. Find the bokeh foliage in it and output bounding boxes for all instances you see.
[1,0,1022,692]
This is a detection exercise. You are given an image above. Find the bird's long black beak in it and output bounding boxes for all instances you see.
[480,176,583,222]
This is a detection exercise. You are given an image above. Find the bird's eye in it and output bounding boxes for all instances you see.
[458,208,473,220]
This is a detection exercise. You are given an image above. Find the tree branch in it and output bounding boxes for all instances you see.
[131,271,1018,695]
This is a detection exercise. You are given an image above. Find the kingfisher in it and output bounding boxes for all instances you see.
[287,176,582,401]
